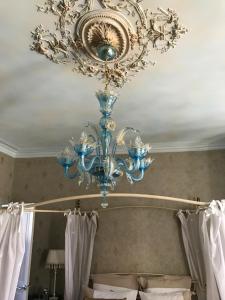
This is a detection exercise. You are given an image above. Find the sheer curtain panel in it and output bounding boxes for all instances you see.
[178,200,225,300]
[201,200,225,300]
[177,211,207,300]
[0,203,26,300]
[64,212,98,300]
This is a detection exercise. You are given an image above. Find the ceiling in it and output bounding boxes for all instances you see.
[1,0,225,157]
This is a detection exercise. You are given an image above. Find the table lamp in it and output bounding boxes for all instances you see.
[46,249,65,300]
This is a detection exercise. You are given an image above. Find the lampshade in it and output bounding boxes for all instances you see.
[46,249,65,269]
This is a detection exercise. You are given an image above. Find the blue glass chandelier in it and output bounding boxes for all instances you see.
[58,77,153,208]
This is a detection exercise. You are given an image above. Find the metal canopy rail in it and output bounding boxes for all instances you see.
[25,205,180,214]
[25,193,208,212]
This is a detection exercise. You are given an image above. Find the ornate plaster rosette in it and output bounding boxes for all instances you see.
[31,0,187,88]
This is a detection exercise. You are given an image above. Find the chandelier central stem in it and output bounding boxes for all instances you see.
[104,63,111,92]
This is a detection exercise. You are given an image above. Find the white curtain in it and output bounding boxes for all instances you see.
[64,212,98,300]
[178,200,225,300]
[177,211,206,300]
[0,203,26,300]
[201,200,225,300]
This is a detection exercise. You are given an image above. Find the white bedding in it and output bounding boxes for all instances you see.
[139,291,188,300]
[93,289,138,300]
[145,288,189,293]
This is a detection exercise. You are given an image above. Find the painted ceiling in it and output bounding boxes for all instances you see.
[0,0,225,157]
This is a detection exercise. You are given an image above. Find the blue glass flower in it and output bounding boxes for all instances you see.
[57,147,75,167]
[74,144,95,156]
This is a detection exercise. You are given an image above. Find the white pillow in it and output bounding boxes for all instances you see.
[93,289,138,300]
[94,283,133,292]
[139,291,185,300]
[145,288,189,293]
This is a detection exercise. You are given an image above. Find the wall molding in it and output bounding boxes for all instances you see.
[0,140,225,159]
[0,140,19,158]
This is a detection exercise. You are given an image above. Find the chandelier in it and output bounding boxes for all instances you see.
[31,0,187,207]
[58,87,153,208]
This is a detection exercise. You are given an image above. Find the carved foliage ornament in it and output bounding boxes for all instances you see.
[31,0,187,88]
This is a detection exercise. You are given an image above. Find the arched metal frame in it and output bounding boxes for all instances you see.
[25,193,208,213]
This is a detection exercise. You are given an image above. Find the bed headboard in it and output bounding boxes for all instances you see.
[90,272,197,296]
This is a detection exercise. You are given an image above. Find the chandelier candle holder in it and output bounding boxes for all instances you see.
[31,0,187,207]
[58,88,153,208]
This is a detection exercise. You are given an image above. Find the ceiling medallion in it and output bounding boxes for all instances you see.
[76,9,132,62]
[31,0,187,208]
[31,0,187,88]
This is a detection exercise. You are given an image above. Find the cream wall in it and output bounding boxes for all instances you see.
[9,150,225,295]
[1,150,225,295]
[0,152,14,204]
[12,150,225,204]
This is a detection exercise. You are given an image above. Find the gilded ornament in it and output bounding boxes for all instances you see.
[105,119,116,131]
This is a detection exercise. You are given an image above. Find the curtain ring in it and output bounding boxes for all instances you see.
[64,209,71,217]
[195,207,201,215]
[7,202,13,213]
[217,200,225,212]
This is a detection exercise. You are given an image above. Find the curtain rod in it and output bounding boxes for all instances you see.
[24,204,209,215]
[3,205,180,214]
[25,193,208,209]
[24,205,179,214]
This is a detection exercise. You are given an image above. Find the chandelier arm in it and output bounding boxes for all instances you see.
[86,122,101,140]
[89,133,102,157]
[116,157,141,174]
[126,169,145,182]
[79,155,99,172]
[116,157,132,173]
[86,124,102,157]
[64,166,80,179]
[111,141,117,157]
